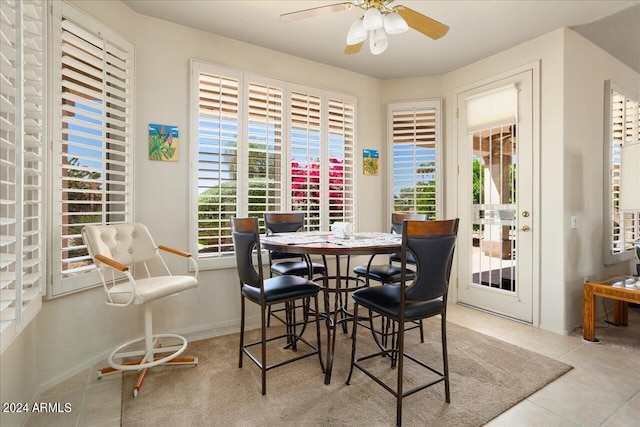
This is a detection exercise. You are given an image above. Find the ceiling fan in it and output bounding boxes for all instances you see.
[280,0,449,56]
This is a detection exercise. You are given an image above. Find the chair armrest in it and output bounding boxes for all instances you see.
[95,254,129,272]
[157,245,199,279]
[158,245,191,258]
[94,256,136,307]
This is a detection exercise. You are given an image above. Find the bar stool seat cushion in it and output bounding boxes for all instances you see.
[242,274,320,304]
[107,276,197,305]
[353,264,415,284]
[352,284,444,320]
[270,261,325,277]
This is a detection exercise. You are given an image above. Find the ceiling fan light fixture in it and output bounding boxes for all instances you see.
[369,28,388,55]
[383,12,408,34]
[346,18,367,45]
[363,7,383,31]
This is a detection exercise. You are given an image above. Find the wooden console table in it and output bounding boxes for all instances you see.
[583,276,640,342]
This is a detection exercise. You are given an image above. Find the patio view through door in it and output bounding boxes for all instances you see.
[456,70,534,323]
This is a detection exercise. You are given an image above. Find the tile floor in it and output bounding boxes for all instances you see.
[24,303,640,426]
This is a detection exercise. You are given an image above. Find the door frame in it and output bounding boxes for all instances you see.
[452,61,541,327]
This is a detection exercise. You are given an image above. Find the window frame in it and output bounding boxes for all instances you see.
[48,1,135,297]
[603,80,640,265]
[189,60,357,270]
[386,99,443,221]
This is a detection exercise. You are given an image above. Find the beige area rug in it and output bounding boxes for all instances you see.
[122,318,571,427]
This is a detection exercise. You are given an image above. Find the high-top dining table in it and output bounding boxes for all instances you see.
[261,231,402,385]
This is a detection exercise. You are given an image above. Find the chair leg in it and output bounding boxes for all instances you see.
[346,302,359,385]
[239,295,245,368]
[99,352,199,398]
[396,319,405,427]
[99,355,198,377]
[297,297,311,338]
[134,368,149,398]
[391,321,398,368]
[261,304,267,395]
[143,303,154,356]
[314,295,325,372]
[112,351,199,398]
[419,319,424,343]
[286,301,298,352]
[442,314,450,402]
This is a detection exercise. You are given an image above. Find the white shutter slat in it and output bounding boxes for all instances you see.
[61,17,102,50]
[1,0,44,354]
[61,34,102,69]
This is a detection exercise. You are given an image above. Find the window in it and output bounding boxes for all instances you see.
[388,100,442,219]
[288,86,356,231]
[192,66,241,260]
[0,0,45,353]
[326,97,356,225]
[190,61,356,269]
[50,2,134,296]
[247,80,284,223]
[604,80,640,264]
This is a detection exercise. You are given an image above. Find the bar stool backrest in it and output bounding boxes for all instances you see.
[264,212,305,234]
[231,217,263,289]
[403,219,459,302]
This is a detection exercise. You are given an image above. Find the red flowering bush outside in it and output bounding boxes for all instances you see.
[291,157,345,212]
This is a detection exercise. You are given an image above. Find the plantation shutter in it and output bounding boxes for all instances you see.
[190,62,358,268]
[246,79,283,230]
[195,66,240,259]
[289,90,322,231]
[389,100,442,219]
[51,2,134,295]
[0,0,44,353]
[607,83,640,259]
[327,98,356,224]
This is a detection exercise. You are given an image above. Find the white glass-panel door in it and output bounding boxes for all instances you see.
[457,70,535,323]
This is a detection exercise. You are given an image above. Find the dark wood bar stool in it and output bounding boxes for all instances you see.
[347,218,459,426]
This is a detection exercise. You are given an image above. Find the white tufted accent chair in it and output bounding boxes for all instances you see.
[82,223,199,397]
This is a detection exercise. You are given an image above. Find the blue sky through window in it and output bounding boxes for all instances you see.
[65,100,104,171]
[392,144,436,195]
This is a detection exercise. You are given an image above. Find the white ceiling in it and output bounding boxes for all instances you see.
[121,0,640,79]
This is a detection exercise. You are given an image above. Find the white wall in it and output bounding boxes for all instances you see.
[0,315,40,427]
[563,29,640,329]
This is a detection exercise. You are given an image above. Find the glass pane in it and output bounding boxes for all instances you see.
[471,124,517,292]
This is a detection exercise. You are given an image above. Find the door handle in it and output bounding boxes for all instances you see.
[518,225,530,232]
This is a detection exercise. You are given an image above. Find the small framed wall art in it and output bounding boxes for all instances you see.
[363,149,379,176]
[148,123,179,161]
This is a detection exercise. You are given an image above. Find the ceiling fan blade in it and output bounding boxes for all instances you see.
[344,42,363,55]
[395,5,449,40]
[280,2,354,23]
